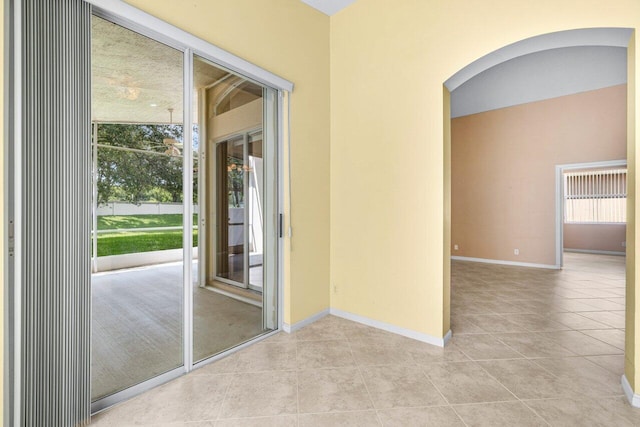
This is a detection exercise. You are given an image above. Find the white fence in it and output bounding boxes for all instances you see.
[97,202,198,216]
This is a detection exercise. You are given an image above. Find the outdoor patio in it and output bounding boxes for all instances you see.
[91,262,265,400]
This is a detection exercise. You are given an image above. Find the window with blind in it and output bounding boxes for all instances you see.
[564,169,627,223]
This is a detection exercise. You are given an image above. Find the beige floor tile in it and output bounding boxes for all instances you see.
[462,314,528,333]
[581,329,625,350]
[537,330,623,356]
[578,311,626,328]
[298,411,381,426]
[219,371,297,419]
[525,397,635,427]
[478,359,576,399]
[595,396,640,425]
[145,423,217,427]
[452,334,524,360]
[342,325,412,345]
[297,367,373,413]
[294,318,348,341]
[424,362,516,404]
[91,374,232,425]
[501,313,570,332]
[453,401,548,427]
[191,353,239,376]
[296,340,355,369]
[585,354,625,374]
[261,331,296,343]
[606,296,625,303]
[552,289,591,298]
[547,299,600,313]
[492,332,576,358]
[348,340,415,366]
[408,340,470,365]
[575,288,623,298]
[361,365,445,409]
[571,298,626,311]
[533,357,622,398]
[547,312,612,330]
[215,416,297,427]
[234,342,297,372]
[451,315,487,334]
[376,406,465,427]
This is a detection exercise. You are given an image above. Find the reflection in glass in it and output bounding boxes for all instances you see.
[91,16,184,401]
[192,55,274,362]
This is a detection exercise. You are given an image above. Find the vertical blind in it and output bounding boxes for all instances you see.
[564,169,627,223]
[19,0,92,425]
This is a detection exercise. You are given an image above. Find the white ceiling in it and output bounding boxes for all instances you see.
[451,46,627,118]
[300,0,356,16]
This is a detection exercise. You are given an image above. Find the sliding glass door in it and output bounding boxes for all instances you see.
[214,131,263,292]
[90,13,280,411]
[192,55,278,363]
[91,16,185,403]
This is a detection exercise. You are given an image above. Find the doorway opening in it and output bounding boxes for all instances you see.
[445,27,634,408]
[556,160,627,268]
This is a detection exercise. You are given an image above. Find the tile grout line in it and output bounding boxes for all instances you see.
[215,369,236,422]
[344,337,384,426]
[417,363,470,427]
[470,339,554,426]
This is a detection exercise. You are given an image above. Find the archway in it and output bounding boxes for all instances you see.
[443,27,637,406]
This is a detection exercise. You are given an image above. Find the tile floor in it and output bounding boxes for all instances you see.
[91,252,640,426]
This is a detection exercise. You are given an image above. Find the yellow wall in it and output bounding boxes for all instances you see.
[330,0,639,360]
[124,0,331,325]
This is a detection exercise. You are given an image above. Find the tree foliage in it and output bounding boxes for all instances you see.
[96,123,197,205]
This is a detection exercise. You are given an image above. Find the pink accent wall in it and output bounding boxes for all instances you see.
[564,223,626,253]
[451,85,626,266]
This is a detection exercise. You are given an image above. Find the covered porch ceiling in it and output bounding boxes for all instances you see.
[91,16,229,124]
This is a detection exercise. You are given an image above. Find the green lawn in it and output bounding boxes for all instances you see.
[98,214,197,230]
[97,214,198,256]
[97,229,198,257]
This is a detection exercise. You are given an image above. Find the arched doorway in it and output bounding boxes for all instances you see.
[443,27,637,406]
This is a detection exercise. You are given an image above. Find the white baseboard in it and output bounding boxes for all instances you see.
[565,248,625,256]
[443,329,452,345]
[622,375,640,407]
[282,308,330,333]
[330,308,450,348]
[451,255,559,270]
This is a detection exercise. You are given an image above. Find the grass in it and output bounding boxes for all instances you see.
[97,229,198,257]
[98,214,197,230]
[96,214,198,256]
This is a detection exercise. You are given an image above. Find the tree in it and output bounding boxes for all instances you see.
[96,123,187,205]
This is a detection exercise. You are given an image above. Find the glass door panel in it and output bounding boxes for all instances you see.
[192,55,277,362]
[90,16,184,402]
[216,137,246,287]
[248,133,264,291]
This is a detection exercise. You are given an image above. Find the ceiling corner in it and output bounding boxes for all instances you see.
[300,0,357,16]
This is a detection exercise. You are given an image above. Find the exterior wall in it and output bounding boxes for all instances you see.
[451,85,626,266]
[564,223,627,253]
[125,0,331,326]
